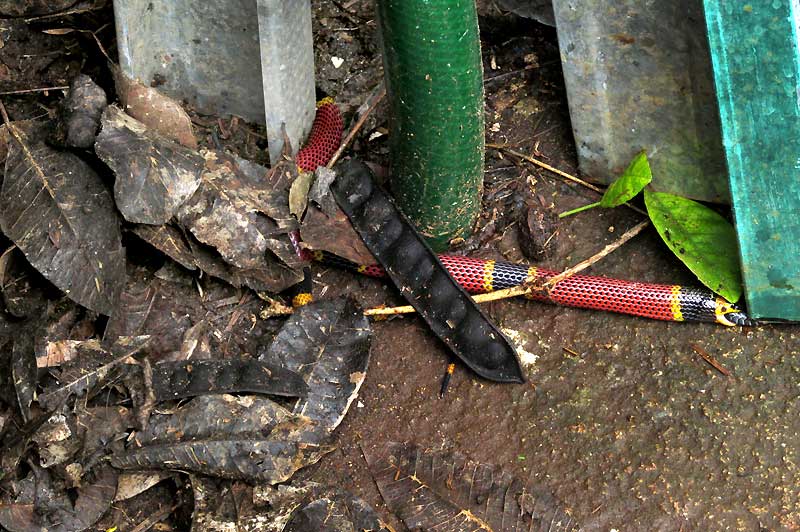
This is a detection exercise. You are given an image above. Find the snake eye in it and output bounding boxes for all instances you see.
[714,297,754,327]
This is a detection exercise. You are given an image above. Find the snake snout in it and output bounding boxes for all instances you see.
[727,312,757,327]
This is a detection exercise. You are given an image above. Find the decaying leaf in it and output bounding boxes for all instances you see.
[37,336,150,410]
[0,123,126,315]
[132,394,291,446]
[114,471,173,502]
[364,442,581,532]
[149,359,308,402]
[0,411,52,477]
[284,489,389,532]
[103,269,197,359]
[191,479,389,532]
[175,150,304,292]
[33,296,97,359]
[36,339,84,368]
[308,167,340,217]
[300,204,376,265]
[51,73,107,149]
[0,463,117,532]
[113,65,198,149]
[111,415,333,482]
[260,484,390,532]
[0,246,50,320]
[299,167,376,265]
[31,409,80,468]
[130,224,197,271]
[130,223,287,291]
[104,266,281,362]
[289,170,314,219]
[190,476,253,532]
[0,338,13,408]
[260,297,372,443]
[95,105,205,225]
[11,334,36,422]
[75,406,136,458]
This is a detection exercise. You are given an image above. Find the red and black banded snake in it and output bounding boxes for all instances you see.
[293,99,753,327]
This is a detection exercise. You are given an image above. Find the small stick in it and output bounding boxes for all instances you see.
[129,502,180,532]
[0,86,69,96]
[484,64,538,84]
[24,6,103,21]
[487,144,647,216]
[562,347,580,358]
[327,82,386,169]
[689,343,731,377]
[363,286,530,316]
[542,219,650,289]
[487,144,602,192]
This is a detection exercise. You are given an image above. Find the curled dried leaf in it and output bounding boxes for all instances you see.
[113,65,198,149]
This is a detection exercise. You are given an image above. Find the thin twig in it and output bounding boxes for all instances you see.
[542,219,650,289]
[0,86,69,96]
[484,64,538,84]
[488,144,602,192]
[689,343,732,377]
[487,144,648,216]
[129,502,180,532]
[86,29,113,62]
[24,5,104,22]
[270,219,648,318]
[0,99,13,125]
[363,219,650,316]
[327,82,386,169]
[363,288,524,317]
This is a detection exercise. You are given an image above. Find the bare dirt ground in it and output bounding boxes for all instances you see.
[2,1,798,530]
[307,2,800,531]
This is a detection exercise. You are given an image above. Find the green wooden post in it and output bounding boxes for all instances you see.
[704,1,800,320]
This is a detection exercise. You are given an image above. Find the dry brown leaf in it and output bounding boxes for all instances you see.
[113,65,198,149]
[36,339,84,368]
[42,28,75,35]
[0,122,126,315]
[95,105,204,224]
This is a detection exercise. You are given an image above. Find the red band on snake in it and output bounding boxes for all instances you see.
[296,97,343,172]
[293,100,753,327]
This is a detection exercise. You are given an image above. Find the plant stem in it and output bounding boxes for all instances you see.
[558,201,601,218]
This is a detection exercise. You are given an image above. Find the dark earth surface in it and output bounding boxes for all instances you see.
[306,2,800,531]
[2,1,799,531]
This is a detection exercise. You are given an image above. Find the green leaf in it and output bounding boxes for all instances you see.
[599,151,652,208]
[644,189,742,302]
[559,151,651,218]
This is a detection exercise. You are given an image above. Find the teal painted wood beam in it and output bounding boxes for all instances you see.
[704,1,800,320]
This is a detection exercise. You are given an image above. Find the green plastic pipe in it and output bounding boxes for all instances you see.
[376,0,485,250]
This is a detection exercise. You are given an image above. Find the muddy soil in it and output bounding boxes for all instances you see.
[306,2,800,531]
[2,1,798,530]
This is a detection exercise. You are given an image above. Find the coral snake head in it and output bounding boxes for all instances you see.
[714,297,757,327]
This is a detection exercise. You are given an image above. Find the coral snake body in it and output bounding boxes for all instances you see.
[294,100,753,327]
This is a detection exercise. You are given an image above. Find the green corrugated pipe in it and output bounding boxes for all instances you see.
[376,0,485,250]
